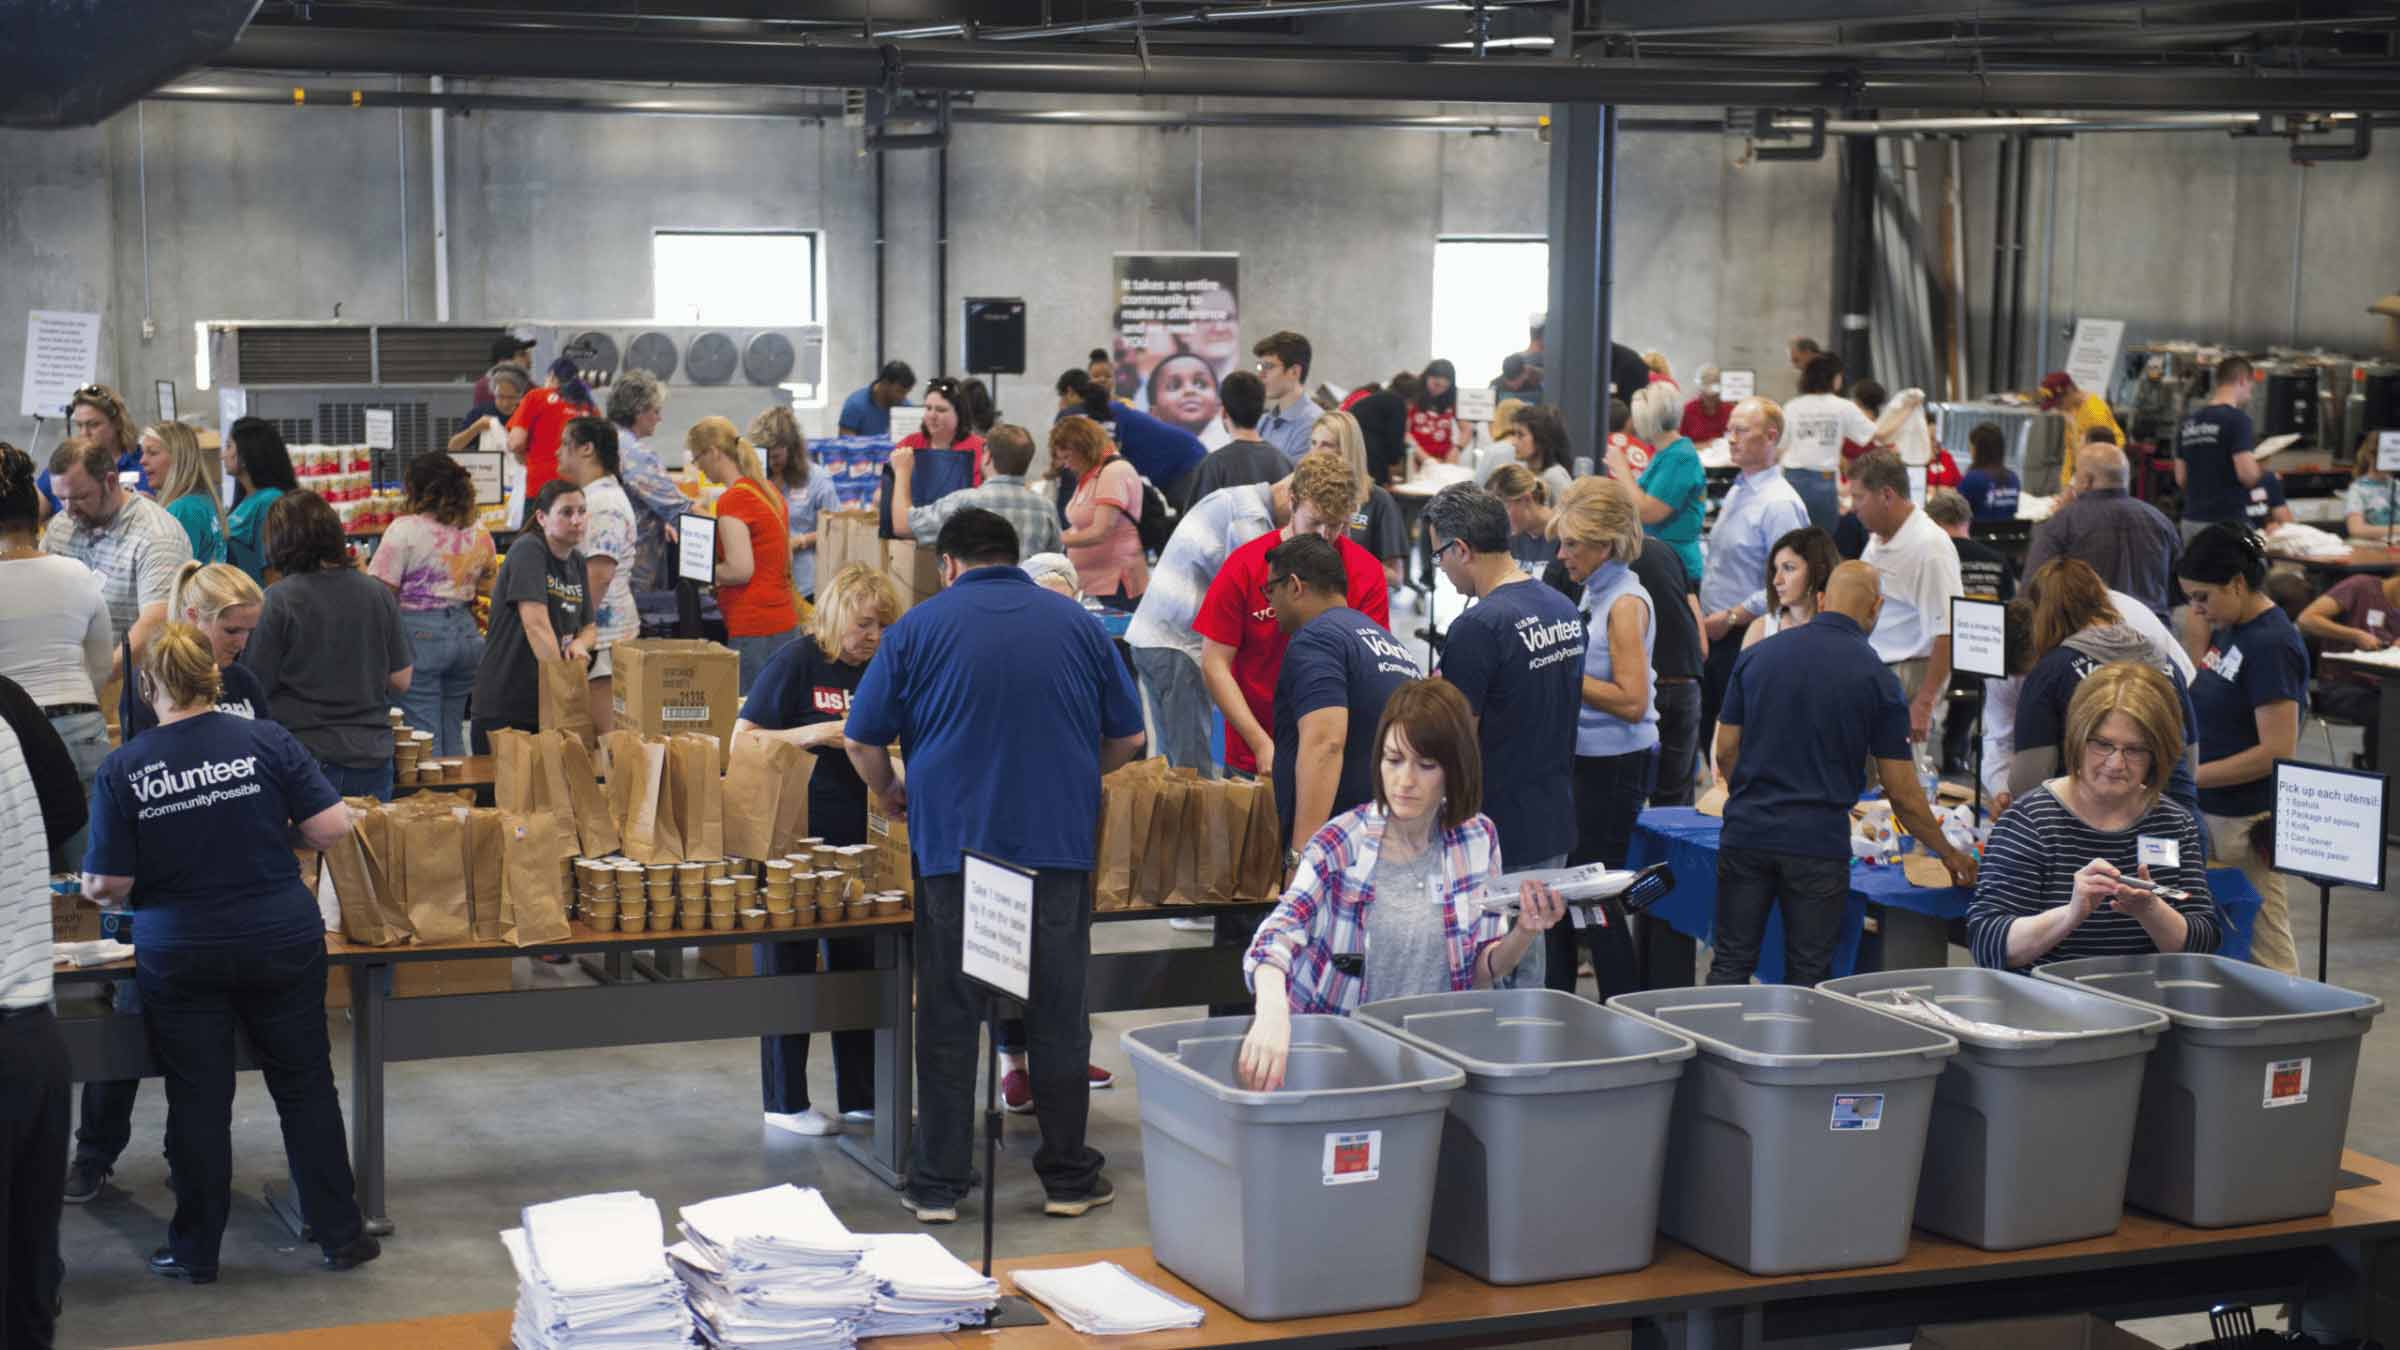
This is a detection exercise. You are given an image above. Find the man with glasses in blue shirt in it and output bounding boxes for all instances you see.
[1252,331,1320,463]
[1697,397,1811,758]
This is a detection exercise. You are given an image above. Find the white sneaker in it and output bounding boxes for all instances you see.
[1167,917,1212,933]
[764,1109,842,1137]
[840,1109,875,1124]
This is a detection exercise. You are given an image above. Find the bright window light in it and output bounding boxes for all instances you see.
[653,231,820,324]
[1432,238,1549,391]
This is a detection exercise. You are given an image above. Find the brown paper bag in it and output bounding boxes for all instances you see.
[400,809,472,945]
[611,732,680,863]
[723,733,803,861]
[1136,778,1188,907]
[1164,779,1208,906]
[771,745,818,857]
[547,731,620,856]
[492,728,541,816]
[1196,781,1245,903]
[537,657,597,749]
[324,797,412,946]
[1094,774,1137,911]
[500,809,573,946]
[465,809,506,942]
[669,734,725,860]
[1238,777,1286,900]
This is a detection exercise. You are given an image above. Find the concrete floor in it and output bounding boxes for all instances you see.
[51,639,2400,1347]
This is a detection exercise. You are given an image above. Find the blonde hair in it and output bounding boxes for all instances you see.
[142,622,222,710]
[1735,395,1786,440]
[2064,661,2185,812]
[170,561,263,628]
[146,422,229,543]
[810,562,903,656]
[1490,398,1529,441]
[748,406,811,488]
[1487,461,1548,507]
[1551,475,1644,562]
[1642,350,1672,379]
[687,416,765,486]
[1308,411,1373,510]
[1288,452,1361,526]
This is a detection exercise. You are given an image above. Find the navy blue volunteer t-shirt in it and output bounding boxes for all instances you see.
[2015,646,2203,825]
[1274,607,1421,847]
[85,712,340,950]
[2191,607,2309,817]
[119,660,267,740]
[1438,578,1584,864]
[2243,471,2288,529]
[1719,612,1910,859]
[2177,404,2255,525]
[739,636,870,842]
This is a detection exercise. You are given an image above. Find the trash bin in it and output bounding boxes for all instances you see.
[2036,953,2384,1227]
[1355,988,1696,1283]
[1822,967,2169,1249]
[1121,1015,1464,1320]
[1609,985,1958,1275]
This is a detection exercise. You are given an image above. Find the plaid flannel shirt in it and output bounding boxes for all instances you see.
[1244,804,1509,1015]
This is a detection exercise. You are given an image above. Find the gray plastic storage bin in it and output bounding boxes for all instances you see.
[1355,989,1696,1283]
[1608,986,1957,1275]
[2036,954,2383,1227]
[1822,968,2169,1249]
[1121,1015,1464,1320]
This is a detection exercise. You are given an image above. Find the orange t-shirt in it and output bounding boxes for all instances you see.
[715,478,797,638]
[507,387,595,499]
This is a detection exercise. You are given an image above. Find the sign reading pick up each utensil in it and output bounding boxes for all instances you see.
[2272,759,2389,892]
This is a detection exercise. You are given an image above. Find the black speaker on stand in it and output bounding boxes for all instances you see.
[963,297,1026,413]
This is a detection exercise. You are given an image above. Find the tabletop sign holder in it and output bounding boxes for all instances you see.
[675,512,717,640]
[1719,369,1756,401]
[2271,759,2390,983]
[957,851,1049,1330]
[2379,432,2400,550]
[1950,596,2011,819]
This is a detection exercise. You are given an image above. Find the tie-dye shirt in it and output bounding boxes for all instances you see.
[367,514,497,611]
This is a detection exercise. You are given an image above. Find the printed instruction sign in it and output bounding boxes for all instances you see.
[20,309,101,419]
[2265,1057,2312,1109]
[455,450,506,506]
[886,405,926,443]
[1456,386,1496,424]
[1830,1093,1885,1132]
[1951,598,2009,679]
[677,513,718,585]
[1322,1130,1382,1185]
[2379,430,2400,474]
[2062,317,2127,396]
[363,408,395,450]
[2272,760,2389,891]
[961,851,1034,1002]
[1719,369,1756,401]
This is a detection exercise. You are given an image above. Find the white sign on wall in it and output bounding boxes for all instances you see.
[1951,598,2009,679]
[1719,369,1757,401]
[2273,760,2389,892]
[19,310,101,419]
[2063,318,2127,397]
[363,408,395,451]
[961,851,1035,1002]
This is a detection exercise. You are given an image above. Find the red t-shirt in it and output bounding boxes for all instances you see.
[1407,407,1459,461]
[1678,398,1733,444]
[1609,432,1655,474]
[508,388,597,498]
[1192,530,1392,774]
[1927,448,1962,491]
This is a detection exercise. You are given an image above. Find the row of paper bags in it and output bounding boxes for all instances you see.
[1094,759,1284,910]
[324,792,577,948]
[498,726,825,869]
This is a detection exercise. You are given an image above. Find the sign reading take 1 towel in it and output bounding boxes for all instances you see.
[961,850,1035,1002]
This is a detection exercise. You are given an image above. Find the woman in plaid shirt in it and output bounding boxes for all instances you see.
[1239,679,1568,1091]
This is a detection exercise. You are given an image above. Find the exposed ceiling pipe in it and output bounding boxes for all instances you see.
[878,0,1550,43]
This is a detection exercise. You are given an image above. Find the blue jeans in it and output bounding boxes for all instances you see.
[731,630,798,695]
[318,758,394,803]
[48,710,109,874]
[1130,645,1216,778]
[397,606,483,757]
[1783,467,1839,535]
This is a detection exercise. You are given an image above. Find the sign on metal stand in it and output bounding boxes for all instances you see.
[958,851,1048,1328]
[675,512,717,640]
[1951,596,2011,819]
[2271,759,2390,983]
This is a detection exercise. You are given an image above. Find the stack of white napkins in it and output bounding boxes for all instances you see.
[855,1234,999,1337]
[52,939,135,967]
[672,1185,874,1349]
[503,1191,695,1350]
[1012,1261,1206,1335]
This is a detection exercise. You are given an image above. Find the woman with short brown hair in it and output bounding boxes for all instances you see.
[247,491,413,799]
[1237,678,1568,1090]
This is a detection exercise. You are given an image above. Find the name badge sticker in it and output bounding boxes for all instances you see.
[2138,835,2180,870]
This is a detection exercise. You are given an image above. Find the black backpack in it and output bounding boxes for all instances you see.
[1136,480,1173,556]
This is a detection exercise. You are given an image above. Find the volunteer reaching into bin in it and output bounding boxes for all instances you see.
[1239,679,1568,1092]
[1968,662,2222,970]
[82,624,378,1284]
[469,479,593,754]
[732,562,903,1138]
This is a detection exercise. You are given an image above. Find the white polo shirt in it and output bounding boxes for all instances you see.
[1861,503,1962,665]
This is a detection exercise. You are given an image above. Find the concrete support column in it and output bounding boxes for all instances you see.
[1546,101,1616,472]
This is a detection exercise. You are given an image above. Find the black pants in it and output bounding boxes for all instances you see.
[1650,680,1701,807]
[138,939,364,1269]
[910,870,1104,1208]
[72,978,140,1172]
[1698,617,1752,764]
[1545,748,1651,1001]
[469,716,540,756]
[1,1007,69,1350]
[757,938,878,1116]
[1709,845,1851,988]
[2318,681,2382,768]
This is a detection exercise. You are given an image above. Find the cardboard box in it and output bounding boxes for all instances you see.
[51,892,101,944]
[325,957,517,1010]
[1912,1316,2161,1350]
[700,944,758,978]
[868,805,913,900]
[610,639,741,765]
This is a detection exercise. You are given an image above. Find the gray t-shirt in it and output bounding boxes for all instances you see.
[474,534,590,726]
[1362,844,1453,1004]
[240,568,412,768]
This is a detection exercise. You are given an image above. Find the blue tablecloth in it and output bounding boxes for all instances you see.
[1626,807,2262,981]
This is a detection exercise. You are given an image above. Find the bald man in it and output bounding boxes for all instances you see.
[1711,561,1976,986]
[2024,440,2182,622]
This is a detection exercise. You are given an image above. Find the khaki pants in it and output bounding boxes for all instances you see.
[2207,809,2296,975]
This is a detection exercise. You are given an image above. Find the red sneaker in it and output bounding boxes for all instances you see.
[1086,1063,1116,1090]
[1000,1068,1034,1114]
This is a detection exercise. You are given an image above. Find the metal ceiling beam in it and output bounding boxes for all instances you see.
[2,0,262,126]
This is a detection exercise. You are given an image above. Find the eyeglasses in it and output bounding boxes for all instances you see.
[2083,736,2153,768]
[1264,573,1297,595]
[1432,538,1465,564]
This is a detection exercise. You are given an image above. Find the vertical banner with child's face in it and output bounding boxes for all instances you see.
[1112,253,1240,445]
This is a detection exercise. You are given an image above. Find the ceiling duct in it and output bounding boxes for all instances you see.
[1,0,260,127]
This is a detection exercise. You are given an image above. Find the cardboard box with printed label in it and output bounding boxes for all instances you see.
[611,640,741,766]
[52,892,102,944]
[868,804,913,900]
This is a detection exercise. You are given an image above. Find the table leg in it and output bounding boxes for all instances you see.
[352,961,393,1235]
[1639,915,1699,990]
[2355,1234,2400,1342]
[1874,906,1951,972]
[839,927,911,1190]
[2381,681,2400,835]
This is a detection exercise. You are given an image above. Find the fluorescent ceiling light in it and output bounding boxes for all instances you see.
[1436,34,1554,47]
